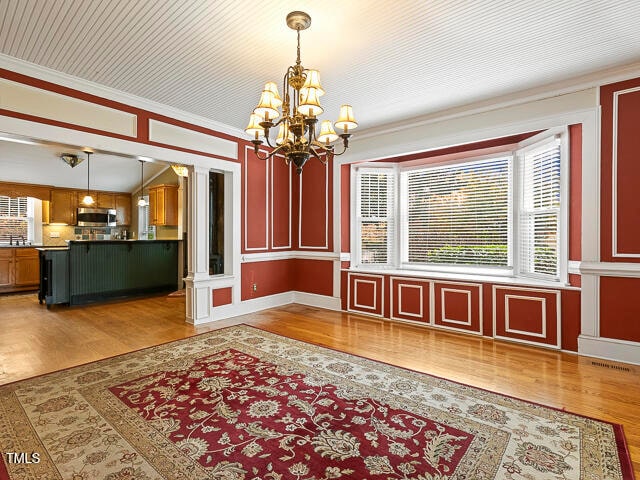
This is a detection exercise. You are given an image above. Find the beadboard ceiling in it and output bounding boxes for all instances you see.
[1,1,640,192]
[2,0,640,135]
[0,139,168,193]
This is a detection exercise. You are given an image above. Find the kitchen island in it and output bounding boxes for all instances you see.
[38,240,180,307]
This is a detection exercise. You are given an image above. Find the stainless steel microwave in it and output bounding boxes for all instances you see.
[77,207,117,227]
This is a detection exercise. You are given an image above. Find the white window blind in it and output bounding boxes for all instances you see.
[356,169,395,265]
[138,196,151,239]
[0,196,28,243]
[518,141,561,278]
[403,157,510,267]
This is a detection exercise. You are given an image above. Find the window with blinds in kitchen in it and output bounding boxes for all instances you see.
[352,132,567,282]
[0,196,29,244]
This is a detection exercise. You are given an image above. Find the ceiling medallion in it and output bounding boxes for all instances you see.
[245,11,357,174]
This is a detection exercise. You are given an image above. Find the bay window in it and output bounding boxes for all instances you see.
[352,132,567,283]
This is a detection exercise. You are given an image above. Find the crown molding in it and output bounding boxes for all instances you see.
[356,60,640,141]
[0,53,245,140]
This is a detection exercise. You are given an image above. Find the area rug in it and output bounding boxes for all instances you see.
[0,326,633,480]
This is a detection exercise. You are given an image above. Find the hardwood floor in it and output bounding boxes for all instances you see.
[1,292,638,476]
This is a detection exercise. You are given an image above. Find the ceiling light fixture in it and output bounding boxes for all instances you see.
[171,164,189,177]
[137,160,147,207]
[61,153,83,168]
[245,11,357,174]
[81,150,95,206]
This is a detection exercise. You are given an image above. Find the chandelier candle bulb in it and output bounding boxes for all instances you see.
[246,10,355,174]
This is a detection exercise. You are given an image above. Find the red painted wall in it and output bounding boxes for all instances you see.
[212,288,233,307]
[600,78,640,262]
[599,277,640,342]
[271,154,292,249]
[293,259,334,296]
[241,260,294,300]
[242,144,269,252]
[297,156,332,251]
[561,289,580,351]
[568,124,582,287]
[341,164,351,254]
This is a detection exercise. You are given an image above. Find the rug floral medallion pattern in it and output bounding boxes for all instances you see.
[0,326,628,480]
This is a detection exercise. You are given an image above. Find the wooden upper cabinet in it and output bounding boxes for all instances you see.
[115,194,132,225]
[14,248,39,286]
[49,190,77,225]
[148,188,158,225]
[97,192,116,209]
[148,184,178,226]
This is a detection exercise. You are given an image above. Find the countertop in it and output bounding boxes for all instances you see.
[67,239,181,244]
[0,244,43,248]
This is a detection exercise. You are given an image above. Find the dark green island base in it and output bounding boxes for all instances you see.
[38,240,180,307]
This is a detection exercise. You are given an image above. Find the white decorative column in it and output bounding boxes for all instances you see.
[185,165,211,324]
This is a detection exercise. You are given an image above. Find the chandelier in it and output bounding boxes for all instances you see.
[245,11,357,174]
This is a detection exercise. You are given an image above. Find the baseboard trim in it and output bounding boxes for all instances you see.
[292,292,341,311]
[198,291,340,324]
[578,335,640,366]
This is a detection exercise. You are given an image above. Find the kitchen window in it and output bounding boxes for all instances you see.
[352,132,568,283]
[0,196,34,244]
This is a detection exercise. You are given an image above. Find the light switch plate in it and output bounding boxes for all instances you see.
[49,231,60,238]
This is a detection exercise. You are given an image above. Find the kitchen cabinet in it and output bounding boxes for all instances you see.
[115,194,132,225]
[97,192,115,209]
[0,248,39,292]
[14,248,39,286]
[0,250,12,287]
[149,184,178,226]
[49,189,77,225]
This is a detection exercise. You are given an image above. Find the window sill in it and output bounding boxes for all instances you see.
[343,267,578,290]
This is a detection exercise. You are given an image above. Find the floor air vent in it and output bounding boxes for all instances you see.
[591,361,631,372]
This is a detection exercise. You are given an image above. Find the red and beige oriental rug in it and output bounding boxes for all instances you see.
[0,325,633,480]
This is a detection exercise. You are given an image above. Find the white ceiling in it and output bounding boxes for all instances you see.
[1,0,640,137]
[0,138,168,193]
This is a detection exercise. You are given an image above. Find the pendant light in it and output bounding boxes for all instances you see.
[81,150,95,205]
[137,160,147,206]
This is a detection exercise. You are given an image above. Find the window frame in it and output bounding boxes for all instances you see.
[350,129,569,285]
[351,163,398,268]
[398,153,514,277]
[513,129,569,283]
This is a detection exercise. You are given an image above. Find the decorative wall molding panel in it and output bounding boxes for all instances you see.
[434,281,483,335]
[493,286,561,349]
[149,119,237,159]
[389,277,430,324]
[347,272,385,316]
[0,78,137,137]
[298,158,330,250]
[270,155,292,249]
[243,145,269,252]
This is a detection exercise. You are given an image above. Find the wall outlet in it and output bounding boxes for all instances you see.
[49,231,60,238]
[252,283,257,292]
